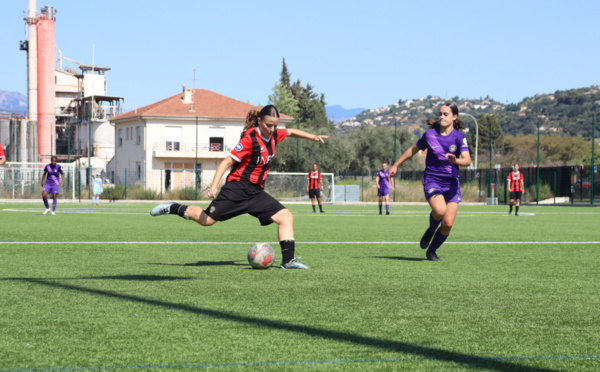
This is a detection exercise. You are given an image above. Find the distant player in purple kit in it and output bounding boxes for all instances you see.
[41,156,65,215]
[389,103,471,261]
[376,161,394,215]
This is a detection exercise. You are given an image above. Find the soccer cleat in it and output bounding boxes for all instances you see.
[51,211,56,216]
[420,230,434,249]
[379,211,382,215]
[43,209,50,215]
[515,213,519,216]
[426,251,442,262]
[150,202,177,216]
[320,210,325,213]
[280,257,310,270]
[386,211,390,215]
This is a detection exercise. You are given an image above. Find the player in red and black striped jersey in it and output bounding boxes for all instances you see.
[306,163,324,213]
[0,144,6,165]
[507,163,524,216]
[150,105,328,269]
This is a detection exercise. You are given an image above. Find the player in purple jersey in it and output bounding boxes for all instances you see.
[389,103,471,261]
[376,161,394,215]
[41,156,65,215]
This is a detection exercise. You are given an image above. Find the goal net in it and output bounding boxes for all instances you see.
[0,162,76,201]
[264,172,335,203]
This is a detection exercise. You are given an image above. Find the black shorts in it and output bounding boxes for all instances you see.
[205,181,285,226]
[308,189,321,199]
[510,191,522,200]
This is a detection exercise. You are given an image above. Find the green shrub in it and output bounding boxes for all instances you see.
[134,188,158,200]
[177,187,198,201]
[527,182,553,202]
[102,184,125,202]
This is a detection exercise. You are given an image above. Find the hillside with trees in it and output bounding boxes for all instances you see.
[337,86,600,168]
[268,59,420,174]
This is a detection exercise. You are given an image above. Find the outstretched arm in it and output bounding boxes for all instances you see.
[389,145,420,177]
[288,128,328,143]
[208,156,236,198]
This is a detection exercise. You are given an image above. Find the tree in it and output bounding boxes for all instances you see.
[348,125,418,172]
[268,61,344,172]
[268,83,299,118]
[280,58,291,89]
[469,113,504,166]
[271,122,355,174]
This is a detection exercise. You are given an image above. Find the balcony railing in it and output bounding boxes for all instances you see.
[153,142,230,153]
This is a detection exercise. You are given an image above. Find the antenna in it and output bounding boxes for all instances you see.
[193,65,196,89]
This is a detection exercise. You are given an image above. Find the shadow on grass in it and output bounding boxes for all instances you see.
[6,276,557,372]
[373,256,427,262]
[146,260,246,267]
[84,275,195,281]
[2,275,196,281]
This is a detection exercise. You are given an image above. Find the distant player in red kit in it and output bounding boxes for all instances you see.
[0,144,6,165]
[307,163,325,213]
[507,163,524,216]
[150,105,328,269]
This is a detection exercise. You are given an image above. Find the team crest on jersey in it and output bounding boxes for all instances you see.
[234,143,243,151]
[449,145,457,153]
[260,146,265,152]
[428,188,436,194]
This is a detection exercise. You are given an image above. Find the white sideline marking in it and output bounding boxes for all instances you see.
[0,241,599,245]
[2,208,538,217]
[2,209,146,215]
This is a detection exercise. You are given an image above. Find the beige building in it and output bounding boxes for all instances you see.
[108,86,291,193]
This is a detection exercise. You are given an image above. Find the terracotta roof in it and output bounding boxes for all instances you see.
[112,88,292,121]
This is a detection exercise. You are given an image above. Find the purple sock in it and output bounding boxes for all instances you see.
[386,204,390,212]
[52,198,57,212]
[43,197,49,209]
[428,213,442,234]
[427,230,448,254]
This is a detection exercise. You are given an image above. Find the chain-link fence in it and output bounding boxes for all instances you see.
[338,165,598,205]
[0,162,76,201]
[2,163,598,205]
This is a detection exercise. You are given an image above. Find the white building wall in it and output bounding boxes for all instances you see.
[111,115,289,195]
[77,120,116,161]
[83,73,106,97]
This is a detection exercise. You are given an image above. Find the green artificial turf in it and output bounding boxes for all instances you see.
[0,202,599,371]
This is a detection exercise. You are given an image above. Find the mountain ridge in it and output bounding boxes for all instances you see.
[0,90,27,113]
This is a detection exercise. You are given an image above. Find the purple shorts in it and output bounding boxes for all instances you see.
[378,187,390,197]
[423,178,461,203]
[44,183,60,195]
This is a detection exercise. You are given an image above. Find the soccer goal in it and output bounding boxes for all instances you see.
[266,172,335,204]
[0,162,76,201]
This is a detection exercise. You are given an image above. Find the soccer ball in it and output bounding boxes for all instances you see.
[247,243,275,269]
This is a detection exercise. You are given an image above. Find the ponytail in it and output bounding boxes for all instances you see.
[241,110,260,139]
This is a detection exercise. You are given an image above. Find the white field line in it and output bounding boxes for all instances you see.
[1,208,536,217]
[0,241,599,245]
[4,208,600,218]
